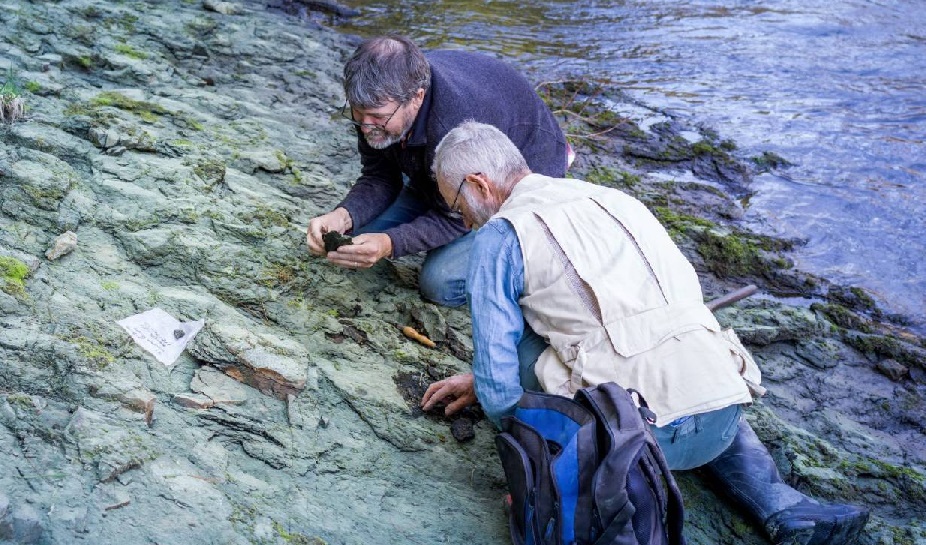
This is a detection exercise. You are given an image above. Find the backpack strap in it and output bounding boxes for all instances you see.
[644,430,687,545]
[498,415,558,544]
[513,390,599,545]
[577,383,687,545]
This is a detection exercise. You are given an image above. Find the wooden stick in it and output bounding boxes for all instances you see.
[402,326,436,348]
[706,284,758,311]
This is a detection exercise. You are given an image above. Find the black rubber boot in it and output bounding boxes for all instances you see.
[704,419,869,545]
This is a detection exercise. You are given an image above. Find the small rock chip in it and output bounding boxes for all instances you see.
[173,329,186,339]
[876,359,908,382]
[450,418,475,442]
[88,127,120,149]
[202,0,239,15]
[172,393,214,410]
[119,389,156,426]
[45,230,78,261]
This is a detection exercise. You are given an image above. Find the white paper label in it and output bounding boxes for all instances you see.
[118,308,204,366]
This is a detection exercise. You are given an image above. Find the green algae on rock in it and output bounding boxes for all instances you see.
[0,256,29,296]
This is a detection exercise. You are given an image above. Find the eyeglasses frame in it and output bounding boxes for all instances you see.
[446,172,483,221]
[341,101,403,132]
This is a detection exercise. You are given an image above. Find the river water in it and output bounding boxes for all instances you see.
[331,0,926,331]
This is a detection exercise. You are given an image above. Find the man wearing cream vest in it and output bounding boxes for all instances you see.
[421,121,868,545]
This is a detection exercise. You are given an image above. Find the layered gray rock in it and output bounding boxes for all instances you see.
[0,1,923,544]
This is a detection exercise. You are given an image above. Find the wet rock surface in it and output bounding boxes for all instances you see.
[0,2,923,544]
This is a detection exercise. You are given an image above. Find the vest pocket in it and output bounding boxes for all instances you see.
[604,303,720,357]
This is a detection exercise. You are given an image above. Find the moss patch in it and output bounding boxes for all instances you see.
[751,151,792,171]
[691,227,795,279]
[584,165,641,190]
[695,231,766,278]
[114,43,148,60]
[0,256,29,296]
[828,285,881,316]
[652,206,715,241]
[5,393,34,410]
[189,157,227,186]
[72,335,116,369]
[272,521,327,544]
[691,140,720,156]
[811,302,872,333]
[66,91,204,134]
[92,91,168,123]
[843,331,923,368]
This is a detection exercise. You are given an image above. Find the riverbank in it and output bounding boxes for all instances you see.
[0,1,923,544]
[331,0,926,336]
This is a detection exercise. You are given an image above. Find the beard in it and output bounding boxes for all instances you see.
[364,128,405,150]
[363,110,415,150]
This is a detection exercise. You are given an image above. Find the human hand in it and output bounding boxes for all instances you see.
[306,208,352,255]
[326,233,393,269]
[421,373,477,416]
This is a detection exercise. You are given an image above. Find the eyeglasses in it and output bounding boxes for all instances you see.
[340,102,403,132]
[446,173,482,220]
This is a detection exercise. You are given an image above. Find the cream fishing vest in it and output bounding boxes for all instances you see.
[494,174,762,426]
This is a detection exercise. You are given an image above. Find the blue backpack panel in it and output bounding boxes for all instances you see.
[495,382,686,545]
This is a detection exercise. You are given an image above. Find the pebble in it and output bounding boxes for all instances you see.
[45,231,78,261]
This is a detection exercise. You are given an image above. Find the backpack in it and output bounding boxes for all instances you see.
[495,382,686,545]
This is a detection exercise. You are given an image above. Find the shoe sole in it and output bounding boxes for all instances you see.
[809,509,869,545]
[773,522,817,545]
[771,507,869,545]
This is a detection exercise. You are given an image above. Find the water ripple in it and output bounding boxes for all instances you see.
[337,0,926,329]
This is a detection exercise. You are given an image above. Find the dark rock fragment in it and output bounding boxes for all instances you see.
[450,417,475,442]
[322,231,352,252]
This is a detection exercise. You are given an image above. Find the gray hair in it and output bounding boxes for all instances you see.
[343,35,431,109]
[432,121,530,195]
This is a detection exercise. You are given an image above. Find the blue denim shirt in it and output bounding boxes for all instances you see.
[466,218,529,428]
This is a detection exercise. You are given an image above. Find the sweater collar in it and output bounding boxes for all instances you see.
[404,88,432,148]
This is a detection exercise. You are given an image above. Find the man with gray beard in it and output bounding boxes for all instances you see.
[306,35,568,307]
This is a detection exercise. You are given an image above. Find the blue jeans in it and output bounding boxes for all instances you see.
[354,186,474,308]
[517,324,742,471]
[516,323,547,392]
[651,403,743,471]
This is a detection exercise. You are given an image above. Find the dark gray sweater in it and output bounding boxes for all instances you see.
[336,50,567,258]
